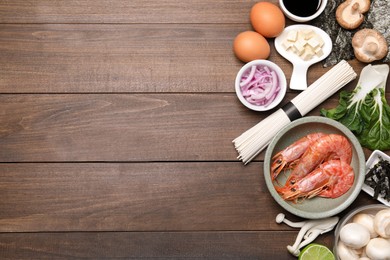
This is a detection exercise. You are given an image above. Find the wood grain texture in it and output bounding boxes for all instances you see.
[0,231,333,259]
[0,93,380,162]
[0,24,357,93]
[0,162,377,233]
[0,162,265,232]
[0,0,266,24]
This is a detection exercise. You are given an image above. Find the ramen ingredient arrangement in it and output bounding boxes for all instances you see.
[271,133,354,202]
[234,60,356,164]
[321,64,390,150]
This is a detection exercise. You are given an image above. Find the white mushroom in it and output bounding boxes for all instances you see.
[337,241,360,260]
[374,209,390,238]
[365,237,390,259]
[353,213,378,238]
[340,223,371,249]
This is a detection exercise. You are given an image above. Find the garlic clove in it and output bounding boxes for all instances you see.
[353,213,378,238]
[340,223,371,249]
[374,209,390,238]
[365,237,390,259]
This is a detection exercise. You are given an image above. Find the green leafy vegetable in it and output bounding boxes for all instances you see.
[321,64,390,150]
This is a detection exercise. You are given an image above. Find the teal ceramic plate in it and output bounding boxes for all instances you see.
[264,116,366,219]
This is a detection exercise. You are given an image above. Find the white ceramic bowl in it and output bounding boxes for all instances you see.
[362,150,390,206]
[279,0,328,23]
[264,116,366,219]
[333,204,390,260]
[274,24,332,90]
[235,59,287,111]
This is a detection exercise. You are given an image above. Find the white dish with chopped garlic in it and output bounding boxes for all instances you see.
[275,24,332,91]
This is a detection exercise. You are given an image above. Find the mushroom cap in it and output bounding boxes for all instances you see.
[352,213,378,238]
[336,0,371,30]
[374,208,390,238]
[365,237,390,259]
[352,29,389,63]
[337,241,360,260]
[340,223,371,249]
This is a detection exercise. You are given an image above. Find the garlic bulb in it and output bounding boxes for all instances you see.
[374,209,390,238]
[353,213,378,238]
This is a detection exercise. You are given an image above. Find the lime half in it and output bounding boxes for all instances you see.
[298,243,335,260]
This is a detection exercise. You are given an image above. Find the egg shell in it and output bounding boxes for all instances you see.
[250,2,285,38]
[340,223,371,249]
[233,31,270,62]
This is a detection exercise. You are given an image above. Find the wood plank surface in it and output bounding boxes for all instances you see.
[1,0,389,259]
[0,0,257,24]
[0,93,380,162]
[0,231,333,259]
[0,162,378,232]
[0,162,266,232]
[1,24,363,93]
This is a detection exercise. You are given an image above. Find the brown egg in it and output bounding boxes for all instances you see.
[233,31,270,62]
[250,2,285,38]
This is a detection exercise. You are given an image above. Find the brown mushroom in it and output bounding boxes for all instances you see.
[336,0,371,30]
[352,29,389,63]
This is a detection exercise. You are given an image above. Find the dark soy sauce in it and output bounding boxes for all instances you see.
[283,0,321,17]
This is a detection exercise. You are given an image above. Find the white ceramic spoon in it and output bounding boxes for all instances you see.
[275,24,332,91]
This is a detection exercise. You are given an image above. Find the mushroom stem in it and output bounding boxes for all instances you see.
[275,213,306,228]
[366,42,378,54]
[352,2,359,11]
[276,213,339,256]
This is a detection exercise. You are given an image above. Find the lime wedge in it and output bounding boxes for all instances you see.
[298,243,335,260]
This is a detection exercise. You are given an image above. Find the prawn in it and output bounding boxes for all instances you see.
[285,134,352,186]
[276,159,354,202]
[271,132,326,181]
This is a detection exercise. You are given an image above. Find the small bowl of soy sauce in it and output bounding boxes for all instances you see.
[279,0,328,23]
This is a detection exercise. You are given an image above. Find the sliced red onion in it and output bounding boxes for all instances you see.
[239,65,280,107]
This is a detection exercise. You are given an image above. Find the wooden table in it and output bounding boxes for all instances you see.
[0,1,388,258]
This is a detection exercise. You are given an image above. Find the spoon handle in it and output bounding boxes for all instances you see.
[289,63,309,90]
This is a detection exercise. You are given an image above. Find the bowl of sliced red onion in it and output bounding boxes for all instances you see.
[235,59,287,111]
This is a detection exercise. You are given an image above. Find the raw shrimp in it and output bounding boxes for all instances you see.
[276,160,354,202]
[285,134,352,186]
[271,132,326,181]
